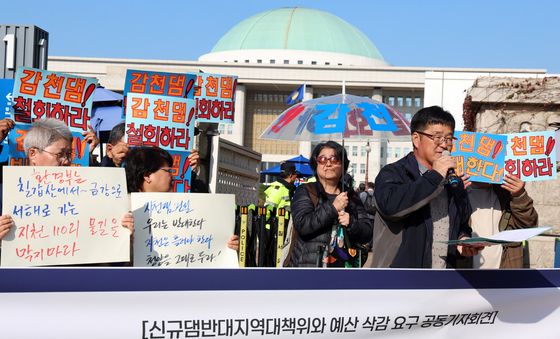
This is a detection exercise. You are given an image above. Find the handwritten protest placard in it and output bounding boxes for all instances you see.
[504,131,557,181]
[194,73,237,124]
[10,67,97,166]
[132,192,238,268]
[1,166,130,267]
[452,131,507,183]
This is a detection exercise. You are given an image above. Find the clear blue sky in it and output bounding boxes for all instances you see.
[3,0,559,73]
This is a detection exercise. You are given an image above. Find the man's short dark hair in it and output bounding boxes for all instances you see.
[280,162,297,178]
[410,106,455,133]
[108,122,126,145]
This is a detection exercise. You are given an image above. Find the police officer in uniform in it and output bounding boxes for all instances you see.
[264,162,298,218]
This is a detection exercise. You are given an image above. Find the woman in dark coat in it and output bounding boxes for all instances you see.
[287,141,372,267]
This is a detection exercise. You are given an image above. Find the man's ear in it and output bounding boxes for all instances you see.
[27,148,38,165]
[411,133,420,150]
[106,144,114,158]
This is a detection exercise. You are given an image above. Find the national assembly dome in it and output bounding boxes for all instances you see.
[199,7,388,67]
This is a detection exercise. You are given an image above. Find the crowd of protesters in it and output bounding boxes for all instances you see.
[0,105,538,268]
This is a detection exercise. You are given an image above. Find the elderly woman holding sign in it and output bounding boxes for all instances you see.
[0,118,132,240]
[123,146,239,251]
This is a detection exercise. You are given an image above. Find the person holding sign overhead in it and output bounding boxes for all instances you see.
[123,146,239,251]
[0,118,133,241]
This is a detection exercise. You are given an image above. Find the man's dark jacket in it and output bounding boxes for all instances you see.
[371,152,472,268]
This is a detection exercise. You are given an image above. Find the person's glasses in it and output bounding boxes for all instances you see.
[40,149,73,161]
[415,131,456,145]
[317,155,341,165]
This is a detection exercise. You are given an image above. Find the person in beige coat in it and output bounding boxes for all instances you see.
[460,173,538,269]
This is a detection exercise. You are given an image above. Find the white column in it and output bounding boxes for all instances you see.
[298,85,313,158]
[372,88,386,175]
[231,84,246,146]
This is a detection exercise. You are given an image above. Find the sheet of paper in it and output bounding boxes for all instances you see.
[445,227,551,246]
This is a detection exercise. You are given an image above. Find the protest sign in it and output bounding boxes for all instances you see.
[0,79,14,162]
[1,166,130,267]
[125,93,195,152]
[123,69,196,120]
[131,192,238,267]
[504,131,557,181]
[124,93,195,192]
[10,67,97,166]
[194,73,237,124]
[452,131,507,183]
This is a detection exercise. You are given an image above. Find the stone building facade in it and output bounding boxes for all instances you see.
[464,76,560,267]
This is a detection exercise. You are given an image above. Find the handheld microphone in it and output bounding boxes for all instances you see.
[442,150,460,188]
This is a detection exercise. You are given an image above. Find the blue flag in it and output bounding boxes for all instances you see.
[286,84,304,105]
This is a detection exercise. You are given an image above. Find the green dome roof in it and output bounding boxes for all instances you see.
[211,7,385,61]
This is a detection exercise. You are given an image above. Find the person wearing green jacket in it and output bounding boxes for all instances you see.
[264,162,298,220]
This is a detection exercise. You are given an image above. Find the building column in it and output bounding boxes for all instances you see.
[371,88,386,174]
[232,84,246,146]
[298,85,313,158]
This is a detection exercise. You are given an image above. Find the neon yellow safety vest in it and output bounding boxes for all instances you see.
[264,181,292,219]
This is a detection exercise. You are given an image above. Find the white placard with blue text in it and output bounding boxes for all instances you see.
[1,166,130,266]
[131,192,238,267]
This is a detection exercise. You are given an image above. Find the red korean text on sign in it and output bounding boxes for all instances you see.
[64,77,87,104]
[149,74,166,95]
[220,77,234,99]
[19,69,43,96]
[167,75,186,97]
[130,72,149,93]
[43,73,64,100]
[510,136,527,156]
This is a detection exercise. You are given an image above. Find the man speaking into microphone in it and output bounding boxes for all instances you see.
[368,106,481,269]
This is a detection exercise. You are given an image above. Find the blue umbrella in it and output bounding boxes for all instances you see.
[261,163,314,177]
[261,154,314,177]
[91,106,124,133]
[93,86,123,103]
[91,86,124,135]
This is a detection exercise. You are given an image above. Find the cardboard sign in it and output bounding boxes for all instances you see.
[504,131,556,181]
[12,67,97,133]
[0,79,15,162]
[194,73,237,124]
[452,131,507,183]
[1,166,130,266]
[132,192,238,267]
[10,67,97,166]
[125,93,195,152]
[123,69,196,120]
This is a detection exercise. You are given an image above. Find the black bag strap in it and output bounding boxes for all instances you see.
[283,183,319,267]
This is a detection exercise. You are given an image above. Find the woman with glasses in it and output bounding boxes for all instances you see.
[286,141,372,268]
